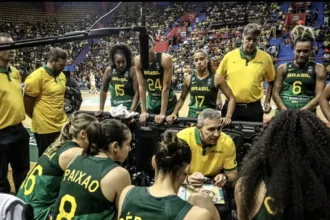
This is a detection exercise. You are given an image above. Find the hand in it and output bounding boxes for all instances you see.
[154,114,166,124]
[187,172,208,187]
[263,102,272,114]
[139,112,149,126]
[221,117,231,127]
[166,114,177,124]
[216,102,223,110]
[213,174,227,187]
[94,110,103,117]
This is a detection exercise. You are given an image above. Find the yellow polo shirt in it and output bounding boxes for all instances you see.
[24,65,68,134]
[0,66,25,129]
[177,127,237,177]
[216,47,275,103]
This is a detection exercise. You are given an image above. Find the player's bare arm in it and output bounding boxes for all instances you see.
[130,66,140,112]
[135,55,148,125]
[320,83,330,122]
[301,64,326,110]
[272,64,288,111]
[96,66,111,116]
[166,75,191,124]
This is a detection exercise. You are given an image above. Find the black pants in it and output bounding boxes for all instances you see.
[0,123,30,194]
[34,132,61,157]
[222,100,264,122]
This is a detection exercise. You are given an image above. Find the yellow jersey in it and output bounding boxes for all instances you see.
[0,66,25,129]
[24,65,68,134]
[177,127,237,177]
[216,47,275,103]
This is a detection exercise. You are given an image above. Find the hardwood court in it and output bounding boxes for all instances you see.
[9,91,328,193]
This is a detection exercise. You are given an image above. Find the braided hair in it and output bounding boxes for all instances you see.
[291,25,315,47]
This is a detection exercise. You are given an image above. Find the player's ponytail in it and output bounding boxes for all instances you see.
[155,130,192,177]
[47,113,98,153]
[84,122,101,156]
[84,119,131,156]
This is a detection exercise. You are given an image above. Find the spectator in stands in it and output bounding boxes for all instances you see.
[216,23,275,122]
[235,110,330,220]
[135,34,177,125]
[24,47,69,157]
[117,130,220,220]
[0,33,30,194]
[177,109,238,187]
[272,25,326,113]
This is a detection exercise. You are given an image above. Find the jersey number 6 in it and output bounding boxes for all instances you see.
[292,81,302,95]
[20,164,43,196]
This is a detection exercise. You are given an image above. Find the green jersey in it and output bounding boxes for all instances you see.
[188,71,218,118]
[52,156,118,220]
[279,62,316,110]
[119,187,192,220]
[109,68,134,109]
[252,179,283,220]
[17,141,79,220]
[143,52,177,115]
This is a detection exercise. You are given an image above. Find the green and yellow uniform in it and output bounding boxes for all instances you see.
[188,71,218,118]
[143,52,177,115]
[109,68,134,109]
[17,141,80,220]
[252,179,283,220]
[217,47,275,103]
[279,62,317,110]
[52,156,118,219]
[119,186,192,220]
[0,66,25,129]
[177,127,237,177]
[24,65,68,134]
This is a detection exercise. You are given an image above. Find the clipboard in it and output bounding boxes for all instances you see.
[178,184,225,204]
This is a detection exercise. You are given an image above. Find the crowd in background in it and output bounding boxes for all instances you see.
[1,2,329,90]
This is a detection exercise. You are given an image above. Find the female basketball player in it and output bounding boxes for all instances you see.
[319,83,330,122]
[17,113,98,220]
[135,34,177,125]
[52,119,132,219]
[166,49,235,126]
[272,25,326,112]
[97,44,139,114]
[117,130,220,220]
[235,110,330,220]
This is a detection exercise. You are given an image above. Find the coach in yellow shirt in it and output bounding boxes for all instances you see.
[0,33,30,193]
[177,109,238,188]
[24,47,69,157]
[217,23,276,122]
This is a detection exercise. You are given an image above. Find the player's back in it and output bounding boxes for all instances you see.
[119,186,192,220]
[52,155,118,219]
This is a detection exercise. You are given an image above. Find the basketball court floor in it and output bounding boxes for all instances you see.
[8,91,328,193]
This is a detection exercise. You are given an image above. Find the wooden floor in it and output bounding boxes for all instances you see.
[9,91,328,193]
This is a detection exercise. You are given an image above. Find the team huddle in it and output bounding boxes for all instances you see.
[1,22,330,220]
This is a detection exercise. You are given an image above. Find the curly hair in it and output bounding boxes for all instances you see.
[109,43,133,70]
[291,25,315,47]
[239,110,330,220]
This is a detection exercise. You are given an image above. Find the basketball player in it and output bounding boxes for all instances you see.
[272,25,326,112]
[320,83,330,122]
[89,71,97,94]
[235,110,330,219]
[118,130,220,220]
[16,113,97,220]
[97,44,139,114]
[52,119,131,219]
[135,34,177,124]
[166,49,235,126]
